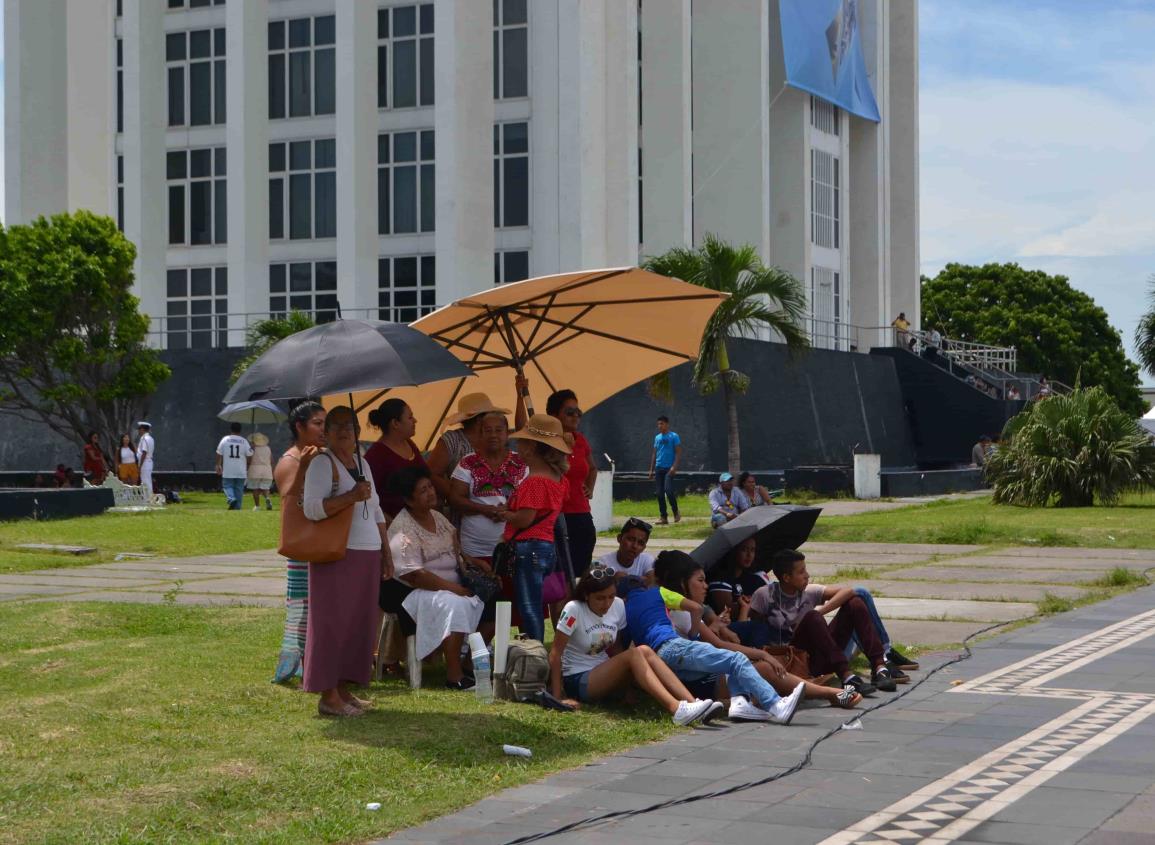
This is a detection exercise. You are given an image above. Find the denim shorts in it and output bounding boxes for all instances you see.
[563,671,591,702]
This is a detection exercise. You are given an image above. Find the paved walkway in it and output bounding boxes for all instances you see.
[3,541,1153,648]
[384,585,1155,845]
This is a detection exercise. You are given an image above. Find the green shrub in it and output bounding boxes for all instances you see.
[986,386,1155,507]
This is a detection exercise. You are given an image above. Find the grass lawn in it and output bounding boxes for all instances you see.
[0,601,677,845]
[0,493,280,574]
[611,491,1155,549]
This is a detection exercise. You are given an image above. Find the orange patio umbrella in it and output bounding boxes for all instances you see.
[340,267,728,451]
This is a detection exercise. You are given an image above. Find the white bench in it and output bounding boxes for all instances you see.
[86,476,166,510]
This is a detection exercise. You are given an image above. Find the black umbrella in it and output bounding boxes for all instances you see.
[223,319,473,404]
[223,319,474,478]
[690,505,823,571]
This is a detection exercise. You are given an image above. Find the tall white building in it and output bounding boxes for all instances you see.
[5,0,918,351]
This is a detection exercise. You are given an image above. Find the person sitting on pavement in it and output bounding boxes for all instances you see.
[972,434,992,467]
[659,552,861,712]
[388,465,486,691]
[737,472,774,507]
[620,554,805,725]
[708,472,749,528]
[705,536,773,647]
[594,517,656,584]
[749,549,901,697]
[548,563,719,724]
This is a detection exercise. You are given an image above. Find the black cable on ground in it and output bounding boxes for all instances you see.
[503,617,1032,845]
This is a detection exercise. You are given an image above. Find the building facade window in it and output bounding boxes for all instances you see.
[270,261,338,323]
[117,155,125,232]
[116,38,124,133]
[167,147,227,246]
[809,266,844,351]
[810,95,840,135]
[268,15,336,119]
[379,255,436,323]
[378,130,435,235]
[493,0,528,99]
[269,139,336,240]
[494,122,529,228]
[377,5,434,110]
[810,148,840,249]
[494,250,529,285]
[166,266,228,349]
[166,28,227,127]
[168,0,226,8]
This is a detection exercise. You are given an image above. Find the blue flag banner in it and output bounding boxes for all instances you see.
[779,0,881,123]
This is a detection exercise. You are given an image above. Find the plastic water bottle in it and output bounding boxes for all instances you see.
[468,632,493,703]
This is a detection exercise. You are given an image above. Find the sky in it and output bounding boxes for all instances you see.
[920,0,1155,384]
[0,2,1150,381]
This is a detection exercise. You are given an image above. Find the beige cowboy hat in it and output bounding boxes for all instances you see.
[511,414,573,454]
[250,432,269,446]
[444,392,513,426]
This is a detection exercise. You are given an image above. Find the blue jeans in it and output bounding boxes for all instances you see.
[844,587,892,658]
[222,477,246,509]
[657,637,781,708]
[654,468,679,519]
[513,539,556,642]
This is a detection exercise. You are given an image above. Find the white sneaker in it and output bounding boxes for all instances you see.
[253,506,260,511]
[769,682,805,725]
[728,695,771,722]
[673,698,715,726]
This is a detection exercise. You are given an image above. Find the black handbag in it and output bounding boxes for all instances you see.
[459,561,502,603]
[492,512,550,578]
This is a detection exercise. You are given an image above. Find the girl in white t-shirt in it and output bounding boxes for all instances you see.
[547,563,719,725]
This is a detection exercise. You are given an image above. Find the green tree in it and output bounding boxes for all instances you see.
[0,211,170,454]
[1134,274,1155,381]
[986,386,1155,507]
[229,311,316,384]
[643,234,808,473]
[922,262,1144,416]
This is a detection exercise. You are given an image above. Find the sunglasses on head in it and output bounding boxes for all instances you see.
[587,563,615,582]
[623,517,653,534]
[563,408,583,417]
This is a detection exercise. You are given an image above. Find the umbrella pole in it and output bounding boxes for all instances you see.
[499,312,535,417]
[348,391,366,481]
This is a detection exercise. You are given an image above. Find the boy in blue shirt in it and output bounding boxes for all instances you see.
[620,554,805,724]
[648,416,682,525]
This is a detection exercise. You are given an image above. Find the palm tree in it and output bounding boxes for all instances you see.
[229,311,315,384]
[643,234,808,472]
[986,385,1155,507]
[1135,274,1155,380]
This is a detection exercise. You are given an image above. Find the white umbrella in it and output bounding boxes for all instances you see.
[218,400,287,425]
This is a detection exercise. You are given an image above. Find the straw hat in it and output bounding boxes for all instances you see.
[511,414,573,454]
[250,432,269,446]
[445,392,512,426]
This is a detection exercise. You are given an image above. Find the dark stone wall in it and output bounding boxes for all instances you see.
[0,348,293,476]
[870,348,1023,466]
[0,339,916,476]
[579,338,916,473]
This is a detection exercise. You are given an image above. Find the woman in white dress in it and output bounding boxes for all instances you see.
[388,465,485,690]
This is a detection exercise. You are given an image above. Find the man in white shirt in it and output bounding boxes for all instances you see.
[136,422,156,500]
[595,517,656,584]
[215,423,254,510]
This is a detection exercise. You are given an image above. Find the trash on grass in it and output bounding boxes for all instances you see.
[503,744,533,758]
[365,802,382,811]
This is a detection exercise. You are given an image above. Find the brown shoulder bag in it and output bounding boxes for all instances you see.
[278,452,356,563]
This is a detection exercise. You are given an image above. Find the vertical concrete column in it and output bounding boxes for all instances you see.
[529,1,561,274]
[888,0,920,330]
[226,0,269,342]
[640,0,692,255]
[122,0,167,331]
[4,0,69,224]
[555,0,639,270]
[335,0,378,314]
[765,0,807,283]
[692,0,771,260]
[434,0,494,304]
[66,0,115,216]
